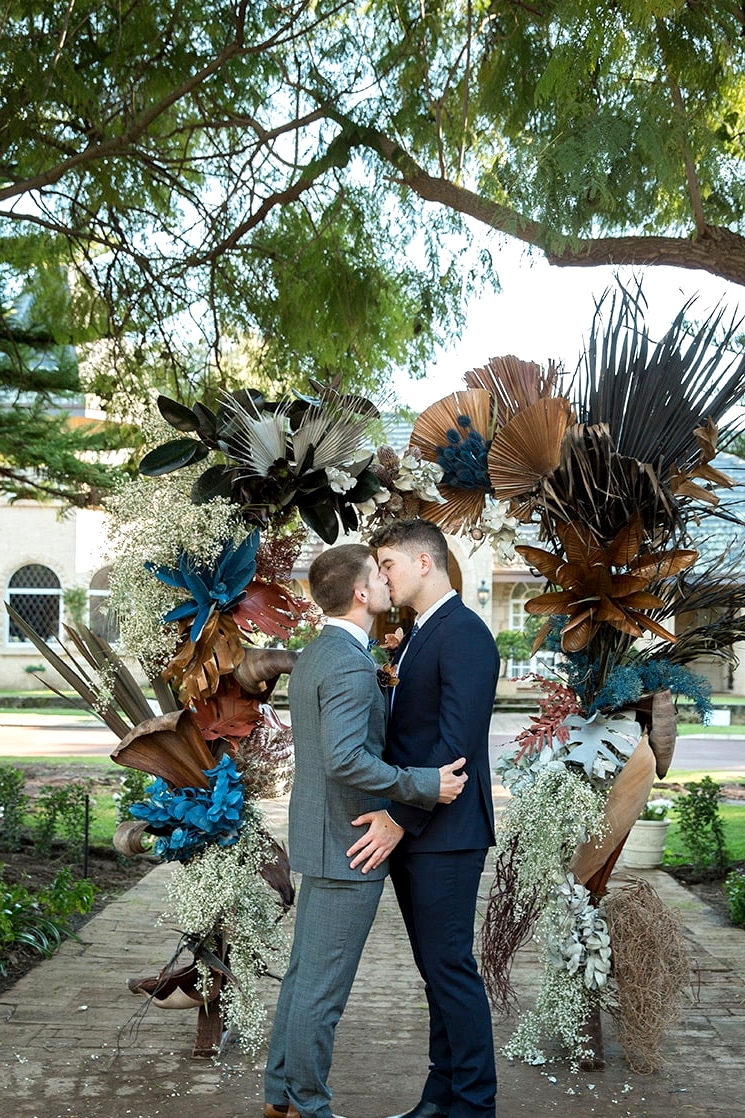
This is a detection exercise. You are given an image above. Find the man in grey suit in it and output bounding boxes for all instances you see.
[263,543,467,1118]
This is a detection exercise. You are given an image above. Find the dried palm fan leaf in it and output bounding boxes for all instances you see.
[540,424,684,548]
[488,396,572,501]
[570,731,656,888]
[410,388,492,461]
[464,355,563,425]
[410,388,494,530]
[111,708,215,789]
[417,486,488,532]
[574,287,745,473]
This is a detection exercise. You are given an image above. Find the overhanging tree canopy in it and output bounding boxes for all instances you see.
[2,0,745,397]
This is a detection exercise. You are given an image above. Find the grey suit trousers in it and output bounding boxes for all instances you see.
[264,873,385,1117]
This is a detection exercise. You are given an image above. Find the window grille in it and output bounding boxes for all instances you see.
[7,564,62,643]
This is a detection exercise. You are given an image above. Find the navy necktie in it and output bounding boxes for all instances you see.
[408,622,419,641]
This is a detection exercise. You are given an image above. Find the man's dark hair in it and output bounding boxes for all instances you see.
[308,543,373,616]
[370,518,449,572]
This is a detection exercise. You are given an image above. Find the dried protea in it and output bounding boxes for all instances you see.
[376,445,400,471]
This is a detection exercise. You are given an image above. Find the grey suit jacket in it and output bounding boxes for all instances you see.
[287,625,440,881]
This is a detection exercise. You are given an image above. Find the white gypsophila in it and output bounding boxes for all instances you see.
[163,811,289,1055]
[397,455,445,502]
[326,466,356,493]
[502,961,596,1069]
[493,765,607,914]
[104,471,248,676]
[544,875,612,991]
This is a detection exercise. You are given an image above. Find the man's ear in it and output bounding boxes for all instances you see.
[419,551,433,576]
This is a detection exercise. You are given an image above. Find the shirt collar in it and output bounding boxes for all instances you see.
[415,589,457,630]
[324,617,370,651]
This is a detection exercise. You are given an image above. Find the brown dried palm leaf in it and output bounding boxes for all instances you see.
[633,690,677,778]
[463,355,563,425]
[417,487,487,533]
[232,646,298,697]
[410,388,493,462]
[488,396,572,501]
[111,708,215,788]
[570,732,656,888]
[575,287,745,472]
[541,424,683,547]
[164,613,245,703]
[112,819,153,857]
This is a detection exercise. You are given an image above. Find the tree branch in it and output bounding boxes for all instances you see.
[343,121,745,287]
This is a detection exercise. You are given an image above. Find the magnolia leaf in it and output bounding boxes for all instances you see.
[231,580,305,639]
[139,438,210,476]
[157,395,199,432]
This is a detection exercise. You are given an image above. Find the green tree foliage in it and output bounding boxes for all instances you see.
[3,1,745,407]
[0,279,136,505]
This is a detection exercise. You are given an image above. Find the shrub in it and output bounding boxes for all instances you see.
[672,777,730,874]
[33,781,92,859]
[112,768,152,826]
[0,764,28,853]
[724,868,745,926]
[0,867,95,977]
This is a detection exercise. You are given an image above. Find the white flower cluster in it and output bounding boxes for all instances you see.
[470,500,519,562]
[395,453,445,502]
[325,466,357,493]
[355,447,446,521]
[545,874,612,991]
[163,809,288,1055]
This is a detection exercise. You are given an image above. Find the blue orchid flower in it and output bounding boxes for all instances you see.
[145,533,260,642]
[129,753,246,862]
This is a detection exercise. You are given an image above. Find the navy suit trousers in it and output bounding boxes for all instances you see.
[390,847,496,1118]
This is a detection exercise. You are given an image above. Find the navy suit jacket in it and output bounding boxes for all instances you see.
[385,595,499,853]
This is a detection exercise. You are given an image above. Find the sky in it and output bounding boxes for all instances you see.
[391,235,745,412]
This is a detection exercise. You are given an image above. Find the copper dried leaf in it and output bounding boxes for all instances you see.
[111,708,215,788]
[410,388,493,462]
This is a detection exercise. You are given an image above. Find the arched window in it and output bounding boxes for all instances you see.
[7,564,62,643]
[88,566,119,643]
[506,582,558,680]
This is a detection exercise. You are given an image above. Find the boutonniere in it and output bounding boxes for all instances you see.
[376,627,404,689]
[377,662,400,690]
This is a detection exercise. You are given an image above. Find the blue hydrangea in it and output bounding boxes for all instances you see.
[129,753,246,862]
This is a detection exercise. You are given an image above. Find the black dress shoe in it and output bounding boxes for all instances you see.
[382,1103,449,1118]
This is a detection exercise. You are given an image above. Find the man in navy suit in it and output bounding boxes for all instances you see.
[353,519,499,1118]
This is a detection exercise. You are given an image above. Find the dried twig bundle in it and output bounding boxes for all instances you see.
[605,878,691,1073]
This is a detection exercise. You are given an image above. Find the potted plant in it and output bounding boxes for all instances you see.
[623,799,673,869]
